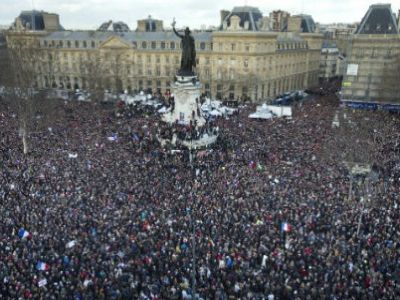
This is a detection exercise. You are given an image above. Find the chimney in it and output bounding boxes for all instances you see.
[287,16,302,32]
[220,10,230,24]
[42,13,60,31]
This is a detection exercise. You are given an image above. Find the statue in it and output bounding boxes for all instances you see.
[172,18,196,76]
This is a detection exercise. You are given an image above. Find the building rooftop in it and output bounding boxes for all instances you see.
[295,14,316,33]
[42,30,212,43]
[356,4,399,34]
[222,6,263,31]
[15,10,63,31]
[98,20,130,32]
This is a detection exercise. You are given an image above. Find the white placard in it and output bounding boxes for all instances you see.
[347,64,358,76]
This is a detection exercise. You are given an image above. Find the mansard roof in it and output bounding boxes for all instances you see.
[41,30,212,43]
[356,4,399,34]
[222,6,263,31]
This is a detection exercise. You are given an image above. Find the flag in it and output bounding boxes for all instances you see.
[107,133,118,142]
[132,133,140,142]
[36,262,50,271]
[66,240,76,248]
[38,278,47,287]
[18,228,31,239]
[281,222,292,233]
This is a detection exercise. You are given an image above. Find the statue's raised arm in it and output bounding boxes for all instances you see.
[172,18,184,38]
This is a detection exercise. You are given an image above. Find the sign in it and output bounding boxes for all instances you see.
[346,64,358,76]
[342,81,352,87]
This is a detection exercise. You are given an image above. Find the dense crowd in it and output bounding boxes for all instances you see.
[1,94,400,300]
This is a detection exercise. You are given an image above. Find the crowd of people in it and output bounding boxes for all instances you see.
[1,93,400,299]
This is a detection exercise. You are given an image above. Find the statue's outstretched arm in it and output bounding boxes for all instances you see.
[173,26,184,38]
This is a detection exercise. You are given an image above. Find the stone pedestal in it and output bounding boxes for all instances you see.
[162,75,205,127]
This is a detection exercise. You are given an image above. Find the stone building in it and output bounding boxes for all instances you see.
[270,10,290,32]
[341,4,400,103]
[319,41,345,82]
[6,6,323,102]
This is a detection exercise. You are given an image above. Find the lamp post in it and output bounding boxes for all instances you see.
[188,139,197,300]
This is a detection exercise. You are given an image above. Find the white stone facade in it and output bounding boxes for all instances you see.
[162,76,205,126]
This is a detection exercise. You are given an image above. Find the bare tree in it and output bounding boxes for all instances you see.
[109,51,125,93]
[5,37,42,154]
[80,52,106,102]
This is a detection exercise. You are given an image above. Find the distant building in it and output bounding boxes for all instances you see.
[270,10,290,32]
[341,4,400,103]
[6,7,323,102]
[319,41,345,82]
[98,20,130,32]
[136,15,163,32]
[11,10,63,31]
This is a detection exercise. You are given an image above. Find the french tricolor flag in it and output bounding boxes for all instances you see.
[36,262,50,271]
[281,222,292,233]
[18,228,31,239]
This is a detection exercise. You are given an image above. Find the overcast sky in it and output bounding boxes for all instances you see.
[0,0,398,30]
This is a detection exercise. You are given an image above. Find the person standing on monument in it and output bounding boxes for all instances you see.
[172,19,196,76]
